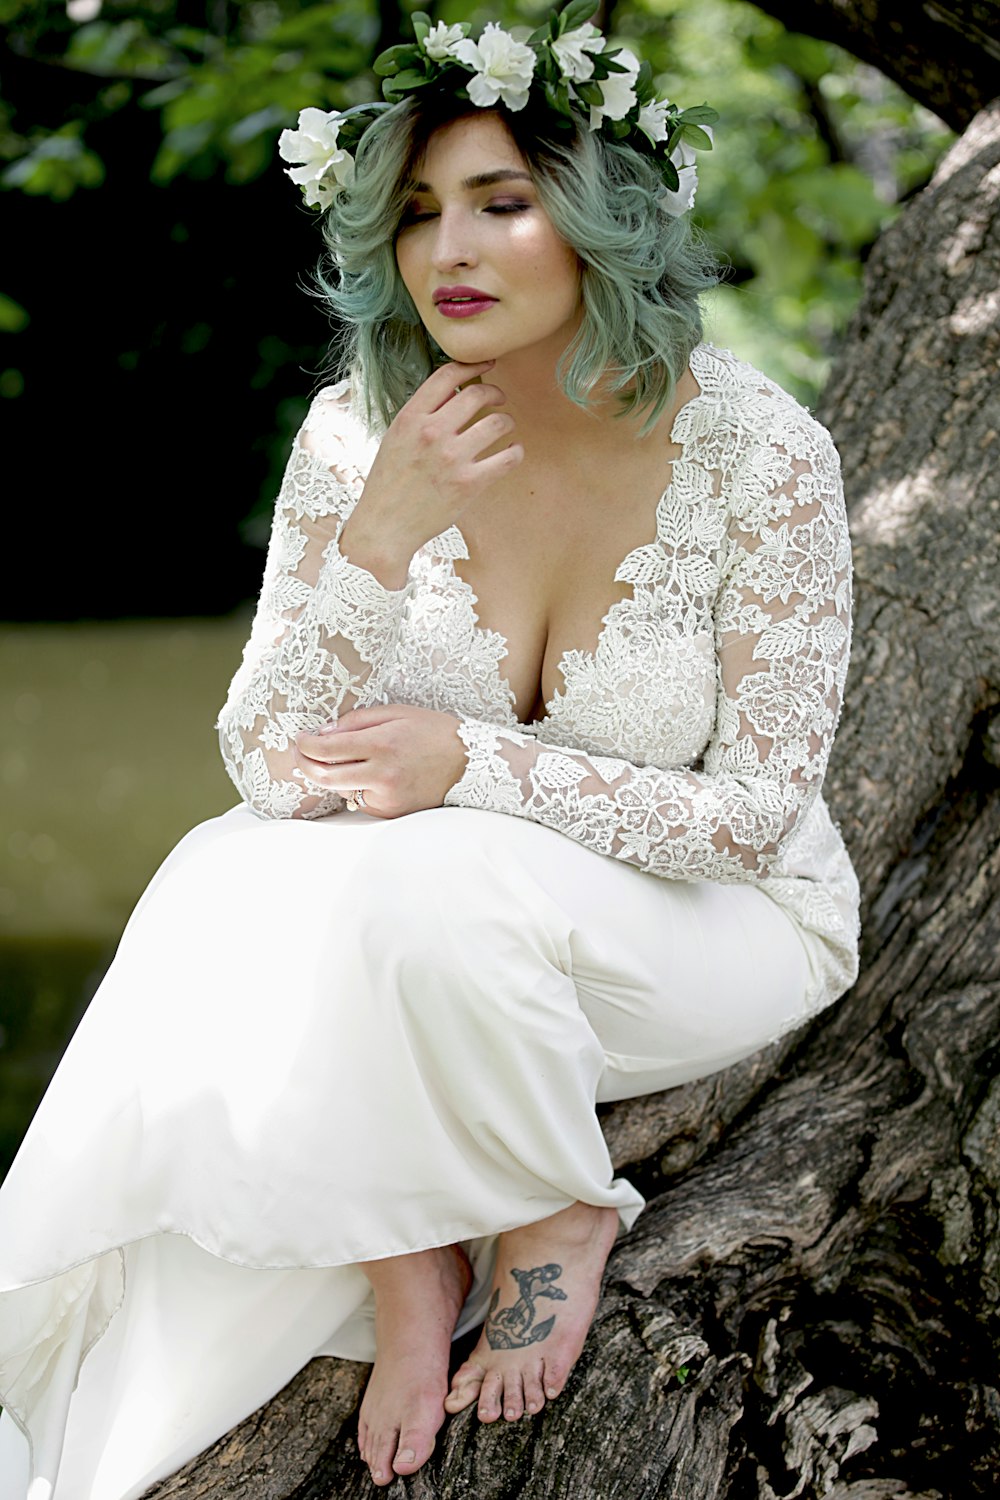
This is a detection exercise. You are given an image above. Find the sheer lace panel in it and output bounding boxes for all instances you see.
[218,346,851,904]
[443,357,852,885]
[217,383,411,819]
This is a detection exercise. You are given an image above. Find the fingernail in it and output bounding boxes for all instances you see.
[315,721,339,735]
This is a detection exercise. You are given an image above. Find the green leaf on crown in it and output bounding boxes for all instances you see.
[373,45,422,78]
[679,123,714,150]
[676,104,719,127]
[634,59,654,102]
[572,80,604,108]
[559,0,600,35]
[382,68,432,98]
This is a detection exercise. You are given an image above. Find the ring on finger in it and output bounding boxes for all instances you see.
[346,789,366,812]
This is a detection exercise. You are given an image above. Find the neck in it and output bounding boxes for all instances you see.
[489,337,645,453]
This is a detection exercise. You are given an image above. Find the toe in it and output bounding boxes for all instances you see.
[477,1369,504,1424]
[523,1361,546,1415]
[502,1369,525,1422]
[444,1361,484,1413]
[543,1357,569,1402]
[392,1425,434,1476]
[368,1430,398,1487]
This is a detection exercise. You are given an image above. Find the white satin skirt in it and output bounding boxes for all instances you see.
[0,803,822,1500]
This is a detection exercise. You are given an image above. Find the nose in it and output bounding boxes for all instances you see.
[430,208,476,272]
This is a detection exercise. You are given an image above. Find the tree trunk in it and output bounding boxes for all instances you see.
[144,88,1000,1500]
[748,0,1000,130]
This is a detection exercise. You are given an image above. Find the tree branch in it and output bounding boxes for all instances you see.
[748,0,1000,130]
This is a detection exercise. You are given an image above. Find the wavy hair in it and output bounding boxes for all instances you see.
[316,93,716,433]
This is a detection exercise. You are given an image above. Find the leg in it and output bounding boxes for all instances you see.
[356,1245,472,1486]
[444,1201,618,1423]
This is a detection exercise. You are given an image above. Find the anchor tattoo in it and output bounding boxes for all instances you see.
[485,1263,567,1350]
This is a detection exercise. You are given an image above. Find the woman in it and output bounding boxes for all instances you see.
[0,5,859,1495]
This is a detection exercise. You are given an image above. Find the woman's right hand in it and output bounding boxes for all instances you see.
[337,360,523,588]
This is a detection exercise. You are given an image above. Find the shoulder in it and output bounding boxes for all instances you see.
[688,343,840,466]
[686,344,842,522]
[296,380,382,483]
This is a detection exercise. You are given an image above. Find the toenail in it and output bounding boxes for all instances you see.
[398,1448,415,1462]
[546,1386,558,1398]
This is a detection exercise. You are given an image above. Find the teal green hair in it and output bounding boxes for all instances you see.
[316,93,716,433]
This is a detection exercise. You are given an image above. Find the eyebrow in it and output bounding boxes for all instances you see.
[410,169,534,193]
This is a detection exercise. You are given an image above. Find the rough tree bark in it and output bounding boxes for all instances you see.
[144,32,1000,1500]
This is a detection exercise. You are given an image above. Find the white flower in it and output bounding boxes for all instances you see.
[453,23,537,112]
[66,0,102,17]
[550,22,605,83]
[657,125,713,215]
[423,22,465,62]
[637,98,671,144]
[586,47,640,130]
[278,107,354,210]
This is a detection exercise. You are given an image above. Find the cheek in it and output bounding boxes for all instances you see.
[394,237,420,302]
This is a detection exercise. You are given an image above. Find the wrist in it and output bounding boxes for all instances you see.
[443,714,471,800]
[337,513,416,590]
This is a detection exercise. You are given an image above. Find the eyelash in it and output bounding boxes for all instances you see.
[402,202,530,224]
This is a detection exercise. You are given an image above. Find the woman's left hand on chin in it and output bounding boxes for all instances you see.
[293,704,468,817]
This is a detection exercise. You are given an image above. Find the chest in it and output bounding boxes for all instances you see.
[453,459,661,723]
[388,440,729,769]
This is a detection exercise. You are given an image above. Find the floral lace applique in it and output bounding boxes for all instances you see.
[217,346,859,1002]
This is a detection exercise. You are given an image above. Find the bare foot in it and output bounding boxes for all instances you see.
[444,1201,618,1424]
[358,1244,472,1486]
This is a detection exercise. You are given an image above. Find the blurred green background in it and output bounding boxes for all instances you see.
[0,0,952,1174]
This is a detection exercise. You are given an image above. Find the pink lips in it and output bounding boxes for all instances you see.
[433,285,498,318]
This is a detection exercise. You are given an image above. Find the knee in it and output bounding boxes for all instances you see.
[346,809,564,977]
[347,811,502,952]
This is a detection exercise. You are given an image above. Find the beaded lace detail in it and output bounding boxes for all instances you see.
[218,344,859,1005]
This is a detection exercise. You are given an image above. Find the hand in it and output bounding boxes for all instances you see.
[338,360,524,586]
[293,704,469,818]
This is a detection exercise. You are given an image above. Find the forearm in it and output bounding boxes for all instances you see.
[443,719,799,881]
[217,427,414,819]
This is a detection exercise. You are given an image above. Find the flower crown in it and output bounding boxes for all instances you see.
[279,1,717,217]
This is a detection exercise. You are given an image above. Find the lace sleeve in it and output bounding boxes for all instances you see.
[444,410,851,882]
[217,385,409,820]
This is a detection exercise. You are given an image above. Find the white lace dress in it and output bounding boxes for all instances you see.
[0,344,859,1500]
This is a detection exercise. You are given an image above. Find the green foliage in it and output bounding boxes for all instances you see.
[1,121,105,197]
[0,0,954,401]
[612,0,952,396]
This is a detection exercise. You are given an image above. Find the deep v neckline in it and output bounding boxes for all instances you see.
[434,346,709,730]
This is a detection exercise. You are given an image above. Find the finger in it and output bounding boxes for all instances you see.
[294,749,363,781]
[458,407,517,453]
[447,383,510,428]
[329,705,412,733]
[293,732,362,765]
[294,754,378,805]
[465,440,525,477]
[423,360,496,412]
[296,727,379,764]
